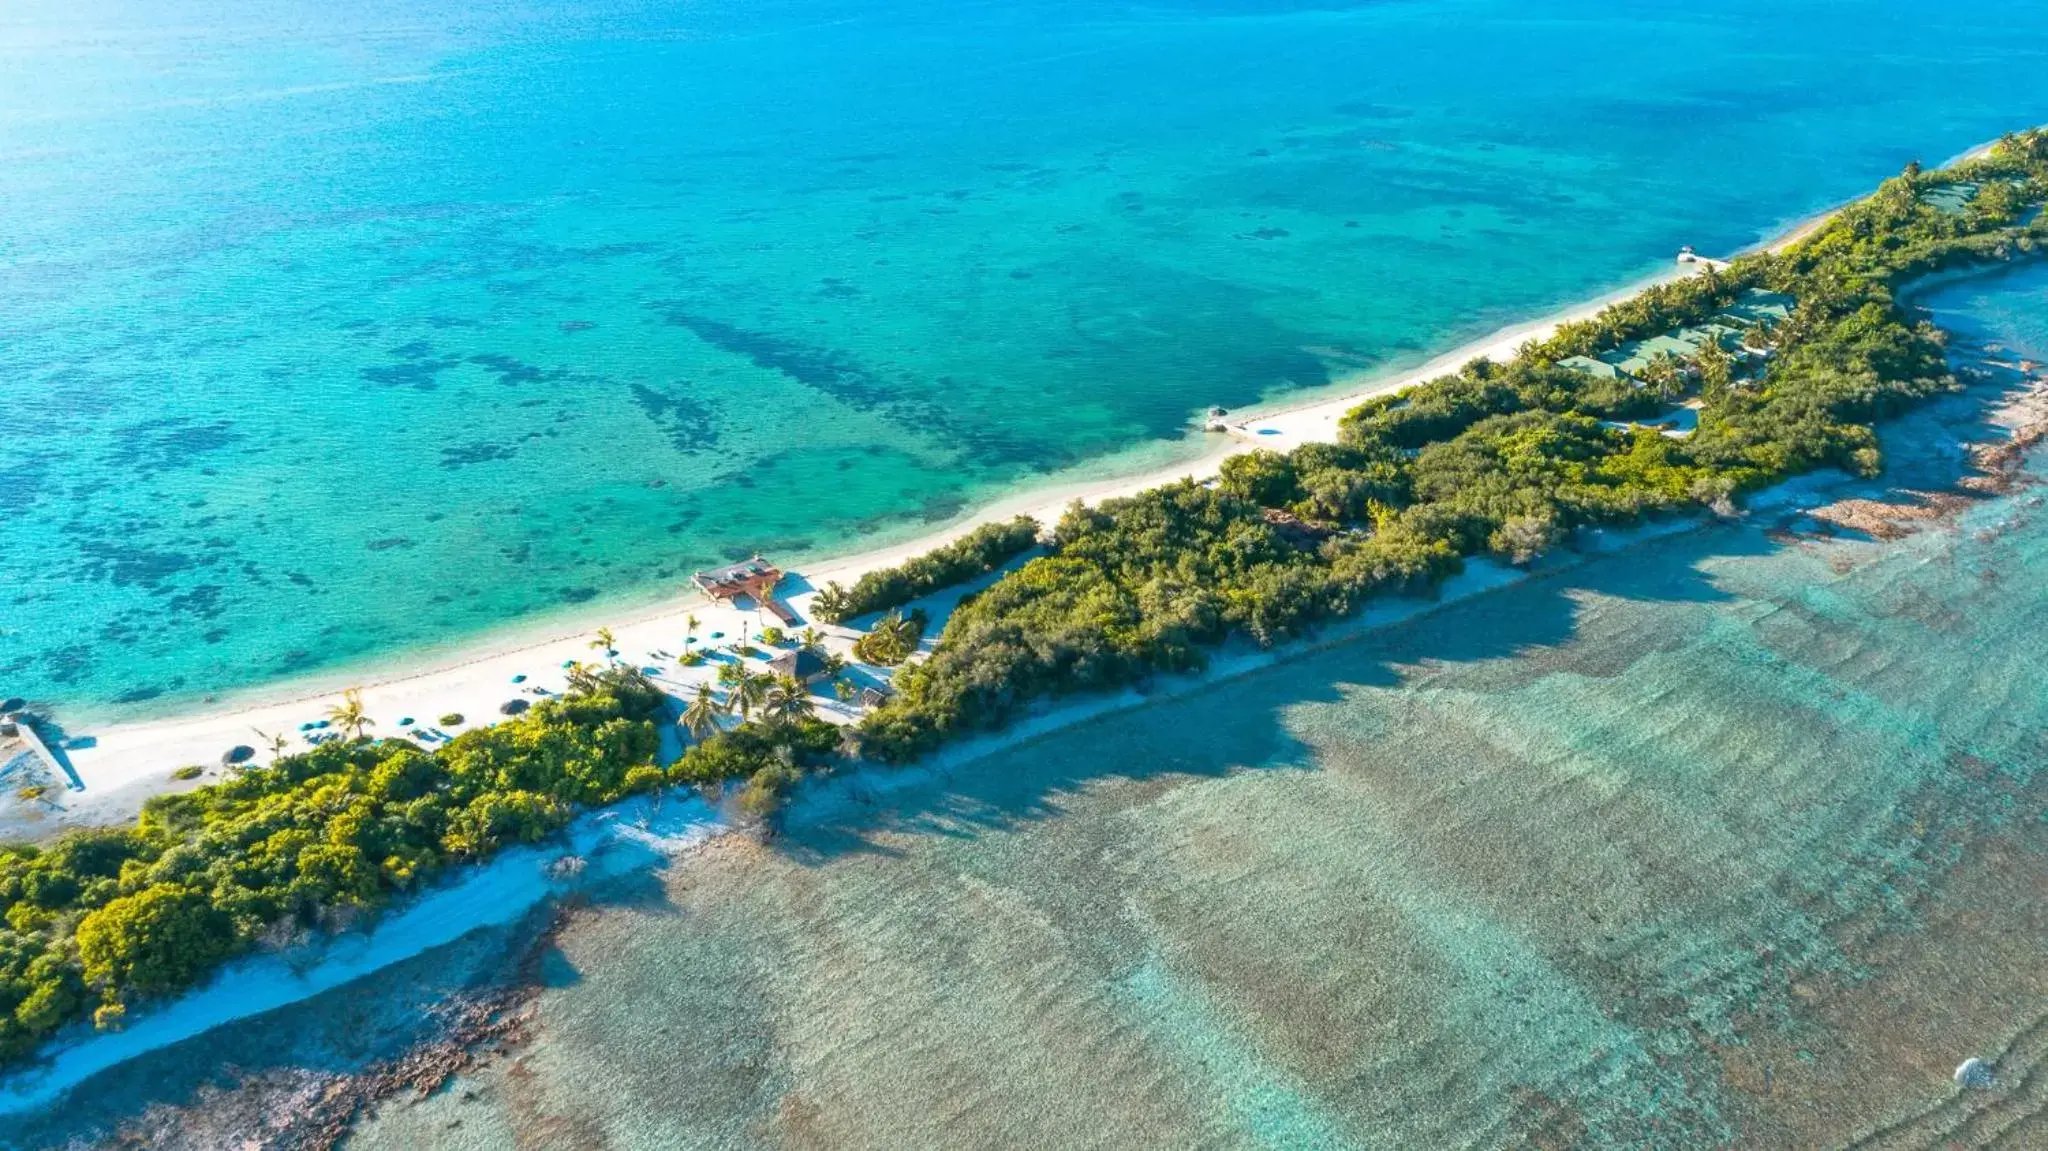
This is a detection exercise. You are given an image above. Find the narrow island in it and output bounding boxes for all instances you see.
[0,128,2044,1079]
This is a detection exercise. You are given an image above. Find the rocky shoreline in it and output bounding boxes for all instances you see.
[1802,351,2048,541]
[75,904,579,1151]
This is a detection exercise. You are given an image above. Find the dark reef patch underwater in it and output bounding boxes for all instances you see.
[9,0,2048,721]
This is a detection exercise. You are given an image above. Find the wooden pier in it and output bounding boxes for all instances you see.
[4,716,81,790]
[693,555,798,625]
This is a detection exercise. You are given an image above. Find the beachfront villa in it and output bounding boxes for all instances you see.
[1562,287,1796,388]
[693,555,796,625]
[1557,355,1631,381]
[1919,180,1980,215]
[1560,287,1799,439]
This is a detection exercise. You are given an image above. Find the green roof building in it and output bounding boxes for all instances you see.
[1919,181,1980,215]
[1559,355,1630,381]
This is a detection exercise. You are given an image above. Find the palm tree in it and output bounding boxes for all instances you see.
[1695,339,1734,395]
[252,728,290,762]
[326,689,373,741]
[812,581,852,623]
[764,674,816,722]
[591,626,617,662]
[716,661,743,688]
[610,664,656,697]
[854,608,926,666]
[725,669,770,722]
[820,651,848,679]
[565,660,602,695]
[681,683,722,742]
[684,613,700,649]
[1641,351,1687,401]
[800,626,824,652]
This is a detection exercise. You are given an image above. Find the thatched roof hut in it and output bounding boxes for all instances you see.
[770,648,829,683]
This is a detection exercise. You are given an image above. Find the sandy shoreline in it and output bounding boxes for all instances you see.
[10,291,2042,1119]
[0,169,1896,838]
[7,264,1709,835]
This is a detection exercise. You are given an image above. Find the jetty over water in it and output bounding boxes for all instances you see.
[0,712,81,791]
[694,555,796,625]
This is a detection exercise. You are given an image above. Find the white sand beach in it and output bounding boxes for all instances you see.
[0,212,1848,839]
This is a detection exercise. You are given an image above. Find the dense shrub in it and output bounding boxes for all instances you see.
[9,129,2044,1072]
[856,131,2048,763]
[811,516,1041,623]
[0,667,667,1063]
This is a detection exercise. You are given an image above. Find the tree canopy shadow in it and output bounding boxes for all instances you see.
[772,516,1785,869]
[763,325,2044,868]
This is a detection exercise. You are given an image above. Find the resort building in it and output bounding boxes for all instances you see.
[1721,288,1795,327]
[1919,181,1980,215]
[1558,355,1630,381]
[1612,332,1710,379]
[769,647,829,685]
[693,555,797,625]
[1561,288,1798,386]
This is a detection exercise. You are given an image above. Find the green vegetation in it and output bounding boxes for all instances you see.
[438,713,464,727]
[758,626,787,647]
[0,667,669,1064]
[169,767,204,782]
[671,714,843,821]
[716,663,773,722]
[811,516,1041,623]
[851,608,928,666]
[856,131,2048,762]
[2,131,2041,1073]
[324,689,372,742]
[681,683,722,743]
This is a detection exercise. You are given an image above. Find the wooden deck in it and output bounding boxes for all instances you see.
[694,555,797,625]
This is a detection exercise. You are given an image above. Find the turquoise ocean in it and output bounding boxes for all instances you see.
[6,0,2048,722]
[7,264,2046,1147]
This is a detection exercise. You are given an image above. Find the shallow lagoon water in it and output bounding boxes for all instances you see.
[347,266,2048,1147]
[7,0,2048,720]
[336,501,2048,1145]
[5,267,2043,1147]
